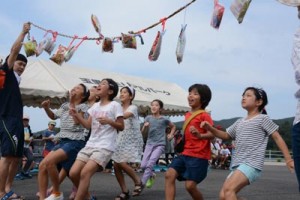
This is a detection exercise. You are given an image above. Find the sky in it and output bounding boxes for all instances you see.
[0,0,299,132]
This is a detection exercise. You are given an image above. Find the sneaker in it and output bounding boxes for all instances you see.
[21,172,32,179]
[146,173,156,188]
[45,192,64,200]
[14,173,24,180]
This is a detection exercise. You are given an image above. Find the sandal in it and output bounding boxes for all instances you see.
[115,190,130,200]
[0,191,25,200]
[115,191,130,200]
[132,183,144,197]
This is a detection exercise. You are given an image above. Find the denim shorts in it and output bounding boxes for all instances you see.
[0,117,24,157]
[52,138,85,172]
[229,163,261,184]
[169,155,208,184]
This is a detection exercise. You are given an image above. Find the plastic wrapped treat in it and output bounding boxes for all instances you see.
[102,37,114,53]
[175,25,187,64]
[50,45,67,65]
[230,0,252,24]
[149,30,165,61]
[211,0,225,29]
[121,33,137,49]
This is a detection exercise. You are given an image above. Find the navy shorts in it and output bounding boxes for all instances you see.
[52,138,85,172]
[0,117,24,157]
[169,155,208,184]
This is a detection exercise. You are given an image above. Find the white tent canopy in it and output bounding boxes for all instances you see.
[19,59,189,117]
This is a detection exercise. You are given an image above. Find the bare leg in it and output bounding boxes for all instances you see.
[5,157,20,193]
[185,180,203,200]
[69,160,86,189]
[38,150,67,199]
[0,156,19,197]
[74,160,99,200]
[115,162,141,193]
[219,170,249,200]
[165,168,178,200]
[113,162,127,193]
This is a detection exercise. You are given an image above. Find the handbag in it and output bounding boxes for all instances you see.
[174,110,206,153]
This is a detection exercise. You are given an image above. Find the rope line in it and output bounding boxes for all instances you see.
[29,0,196,40]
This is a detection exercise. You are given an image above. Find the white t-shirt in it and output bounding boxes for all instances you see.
[211,142,221,155]
[220,148,231,156]
[85,101,123,152]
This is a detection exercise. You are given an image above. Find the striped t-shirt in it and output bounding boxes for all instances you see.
[54,102,89,141]
[226,114,279,170]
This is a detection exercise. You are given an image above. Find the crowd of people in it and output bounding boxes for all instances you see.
[0,22,299,200]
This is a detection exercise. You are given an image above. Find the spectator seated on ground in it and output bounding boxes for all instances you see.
[218,144,231,170]
[210,138,221,168]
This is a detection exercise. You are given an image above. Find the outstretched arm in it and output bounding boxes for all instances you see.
[272,131,294,172]
[7,22,30,69]
[200,121,231,140]
[41,100,55,120]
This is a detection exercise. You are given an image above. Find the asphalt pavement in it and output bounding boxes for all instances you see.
[11,164,299,200]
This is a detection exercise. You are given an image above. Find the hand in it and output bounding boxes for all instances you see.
[97,116,110,125]
[200,121,211,130]
[69,89,76,102]
[286,159,295,173]
[144,122,150,127]
[41,100,50,109]
[69,107,77,116]
[167,133,174,141]
[22,22,31,35]
[189,125,201,138]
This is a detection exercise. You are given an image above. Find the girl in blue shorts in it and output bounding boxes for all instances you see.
[38,83,90,200]
[201,87,294,200]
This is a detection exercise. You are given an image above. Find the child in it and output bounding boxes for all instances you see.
[38,83,90,200]
[138,99,176,195]
[69,78,124,200]
[165,83,214,200]
[112,86,144,200]
[201,87,294,200]
[39,85,101,200]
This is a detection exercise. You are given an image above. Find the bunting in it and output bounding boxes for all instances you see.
[26,0,254,65]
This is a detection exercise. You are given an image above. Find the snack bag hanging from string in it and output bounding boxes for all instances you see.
[36,31,57,56]
[102,37,114,53]
[149,18,167,61]
[211,0,225,29]
[230,0,252,24]
[121,33,137,49]
[23,32,37,57]
[64,36,87,62]
[91,14,104,41]
[50,45,68,65]
[175,24,187,64]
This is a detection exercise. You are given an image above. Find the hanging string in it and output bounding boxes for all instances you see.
[29,0,196,40]
[183,3,187,25]
[134,0,196,34]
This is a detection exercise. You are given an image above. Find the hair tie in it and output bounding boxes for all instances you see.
[128,86,135,96]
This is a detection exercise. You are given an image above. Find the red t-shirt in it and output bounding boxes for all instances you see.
[182,112,213,160]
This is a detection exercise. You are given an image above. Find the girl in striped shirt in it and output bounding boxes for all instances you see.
[201,87,294,200]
